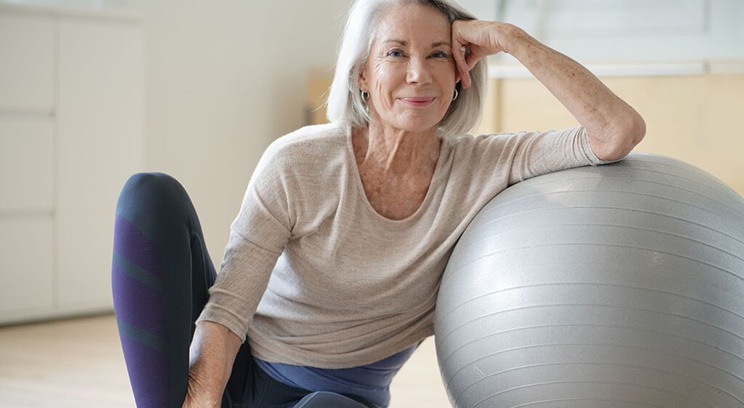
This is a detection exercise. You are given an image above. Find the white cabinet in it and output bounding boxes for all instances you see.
[0,217,54,313]
[0,4,144,325]
[56,18,144,309]
[0,12,54,111]
[0,118,54,212]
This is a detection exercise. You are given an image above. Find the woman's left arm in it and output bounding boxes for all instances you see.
[453,22,646,162]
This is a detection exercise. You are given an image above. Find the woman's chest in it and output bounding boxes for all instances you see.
[357,167,432,220]
[283,230,446,309]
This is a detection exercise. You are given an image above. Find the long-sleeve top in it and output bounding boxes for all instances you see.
[195,121,623,369]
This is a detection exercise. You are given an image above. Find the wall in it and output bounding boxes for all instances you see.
[140,0,352,270]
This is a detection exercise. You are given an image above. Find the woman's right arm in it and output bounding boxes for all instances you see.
[182,138,295,407]
[182,320,243,408]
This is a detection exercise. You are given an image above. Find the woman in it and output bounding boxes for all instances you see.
[112,0,645,407]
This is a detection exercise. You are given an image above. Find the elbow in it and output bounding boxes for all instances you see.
[631,114,646,146]
[603,115,646,161]
[623,114,646,153]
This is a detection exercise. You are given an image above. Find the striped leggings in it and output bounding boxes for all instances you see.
[111,172,373,408]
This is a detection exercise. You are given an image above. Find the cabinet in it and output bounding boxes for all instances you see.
[0,4,144,325]
[487,70,744,196]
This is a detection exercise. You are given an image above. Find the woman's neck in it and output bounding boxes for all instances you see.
[353,122,441,178]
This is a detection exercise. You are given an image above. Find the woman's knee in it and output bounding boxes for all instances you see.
[123,172,184,196]
[293,391,371,408]
[118,172,191,215]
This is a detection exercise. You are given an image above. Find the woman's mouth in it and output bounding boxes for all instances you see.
[400,97,435,107]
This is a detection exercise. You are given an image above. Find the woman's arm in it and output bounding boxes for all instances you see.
[182,320,243,408]
[452,21,646,162]
[502,25,645,161]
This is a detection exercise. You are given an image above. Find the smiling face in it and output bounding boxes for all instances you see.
[359,3,457,133]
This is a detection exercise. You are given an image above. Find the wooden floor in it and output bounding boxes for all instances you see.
[0,314,451,407]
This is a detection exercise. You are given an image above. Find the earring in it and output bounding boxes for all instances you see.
[452,88,459,101]
[361,90,370,101]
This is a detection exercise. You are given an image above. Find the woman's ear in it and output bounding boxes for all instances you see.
[358,69,367,91]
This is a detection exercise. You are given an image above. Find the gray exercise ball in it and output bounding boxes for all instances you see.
[435,152,744,408]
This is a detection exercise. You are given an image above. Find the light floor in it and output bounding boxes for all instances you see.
[0,314,451,407]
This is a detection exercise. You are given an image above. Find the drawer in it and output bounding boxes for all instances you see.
[0,215,54,314]
[0,12,55,111]
[0,116,54,212]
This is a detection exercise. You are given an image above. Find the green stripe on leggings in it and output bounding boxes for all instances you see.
[116,317,169,353]
[112,251,164,292]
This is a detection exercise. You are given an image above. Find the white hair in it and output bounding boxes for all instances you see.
[325,0,488,136]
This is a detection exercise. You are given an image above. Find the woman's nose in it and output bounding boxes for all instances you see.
[406,59,432,84]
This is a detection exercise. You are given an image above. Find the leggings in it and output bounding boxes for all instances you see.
[112,172,374,408]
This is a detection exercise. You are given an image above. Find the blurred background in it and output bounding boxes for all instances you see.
[0,0,742,406]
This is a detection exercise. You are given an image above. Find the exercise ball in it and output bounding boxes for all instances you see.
[435,152,744,408]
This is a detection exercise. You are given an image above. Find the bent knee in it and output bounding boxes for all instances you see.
[125,171,179,190]
[294,391,370,408]
[118,172,190,215]
[123,172,186,197]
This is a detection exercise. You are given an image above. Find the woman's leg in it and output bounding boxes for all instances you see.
[110,172,374,408]
[111,172,225,408]
[292,391,374,408]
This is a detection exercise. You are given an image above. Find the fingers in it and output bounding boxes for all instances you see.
[462,55,472,89]
[464,51,478,71]
[453,44,471,89]
[452,22,472,89]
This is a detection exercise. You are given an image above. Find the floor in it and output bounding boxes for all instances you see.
[0,314,451,407]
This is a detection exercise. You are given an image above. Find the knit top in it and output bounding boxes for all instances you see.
[195,121,622,369]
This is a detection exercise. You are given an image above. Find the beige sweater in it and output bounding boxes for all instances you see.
[195,122,622,368]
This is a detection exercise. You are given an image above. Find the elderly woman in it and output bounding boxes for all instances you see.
[112,0,644,407]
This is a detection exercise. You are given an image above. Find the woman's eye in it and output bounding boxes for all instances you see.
[387,48,404,57]
[385,49,447,58]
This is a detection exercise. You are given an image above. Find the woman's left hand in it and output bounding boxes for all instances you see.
[452,20,520,89]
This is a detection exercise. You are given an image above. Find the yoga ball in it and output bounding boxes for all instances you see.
[435,153,744,408]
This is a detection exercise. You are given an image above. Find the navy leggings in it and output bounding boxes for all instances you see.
[112,172,374,408]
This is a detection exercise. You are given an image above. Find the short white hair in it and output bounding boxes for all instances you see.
[325,0,488,136]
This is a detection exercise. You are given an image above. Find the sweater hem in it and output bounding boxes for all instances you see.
[247,326,435,369]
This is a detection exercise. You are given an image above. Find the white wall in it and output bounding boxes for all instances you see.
[140,0,352,269]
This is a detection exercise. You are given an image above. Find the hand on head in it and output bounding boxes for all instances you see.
[451,20,517,89]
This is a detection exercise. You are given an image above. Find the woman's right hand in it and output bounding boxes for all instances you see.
[180,320,243,408]
[181,370,219,408]
[181,391,203,408]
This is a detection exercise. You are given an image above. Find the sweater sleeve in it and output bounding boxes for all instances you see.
[496,125,626,186]
[195,139,294,343]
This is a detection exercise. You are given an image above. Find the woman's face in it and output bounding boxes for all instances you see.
[360,3,457,133]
